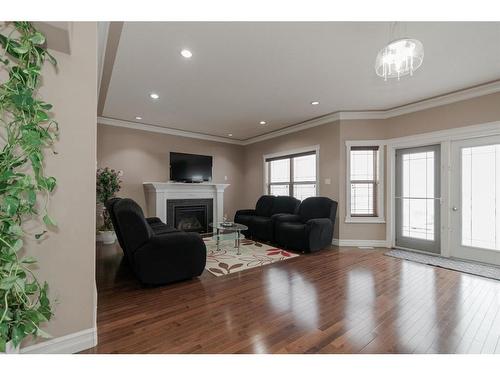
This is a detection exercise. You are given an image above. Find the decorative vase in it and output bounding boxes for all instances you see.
[2,341,20,354]
[99,230,116,245]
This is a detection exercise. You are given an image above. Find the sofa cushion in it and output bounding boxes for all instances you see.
[275,221,308,251]
[271,196,300,215]
[255,195,275,217]
[298,197,335,223]
[251,216,274,242]
[114,198,154,255]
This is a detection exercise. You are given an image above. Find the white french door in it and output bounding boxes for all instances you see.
[450,135,500,265]
[395,145,441,253]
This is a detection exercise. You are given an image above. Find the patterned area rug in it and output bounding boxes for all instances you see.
[385,249,500,281]
[203,237,299,276]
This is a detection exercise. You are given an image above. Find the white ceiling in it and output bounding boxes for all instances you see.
[101,22,500,141]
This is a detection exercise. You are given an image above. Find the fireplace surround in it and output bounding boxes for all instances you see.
[166,198,213,233]
[143,182,229,232]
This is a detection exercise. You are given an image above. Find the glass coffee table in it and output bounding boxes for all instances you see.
[209,222,248,255]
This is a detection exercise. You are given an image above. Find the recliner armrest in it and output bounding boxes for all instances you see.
[273,214,302,223]
[235,209,256,217]
[146,217,162,225]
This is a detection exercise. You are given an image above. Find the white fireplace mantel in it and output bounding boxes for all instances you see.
[143,182,230,227]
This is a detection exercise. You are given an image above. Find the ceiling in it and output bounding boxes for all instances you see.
[100,22,500,141]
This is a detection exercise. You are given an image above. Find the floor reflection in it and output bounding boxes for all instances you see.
[265,267,319,329]
[345,268,376,347]
[396,261,437,352]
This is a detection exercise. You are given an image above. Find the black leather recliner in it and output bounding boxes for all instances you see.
[234,195,300,242]
[274,197,338,253]
[106,198,206,285]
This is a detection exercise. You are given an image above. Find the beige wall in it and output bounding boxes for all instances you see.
[22,23,97,346]
[97,90,500,243]
[97,125,245,220]
[242,122,341,237]
[243,91,500,241]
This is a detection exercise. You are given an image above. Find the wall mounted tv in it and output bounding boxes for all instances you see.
[170,152,213,183]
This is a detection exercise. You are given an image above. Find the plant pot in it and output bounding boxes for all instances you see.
[99,230,116,245]
[2,341,20,354]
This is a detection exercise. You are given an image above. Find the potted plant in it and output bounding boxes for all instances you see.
[0,22,57,353]
[96,167,122,244]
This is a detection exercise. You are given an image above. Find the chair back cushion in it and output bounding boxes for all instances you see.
[298,197,337,223]
[255,195,275,217]
[271,196,300,215]
[113,198,153,254]
[105,197,125,249]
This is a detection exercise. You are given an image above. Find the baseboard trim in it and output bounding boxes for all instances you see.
[21,327,97,354]
[332,238,390,248]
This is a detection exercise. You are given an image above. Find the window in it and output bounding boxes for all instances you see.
[346,142,385,223]
[265,148,318,200]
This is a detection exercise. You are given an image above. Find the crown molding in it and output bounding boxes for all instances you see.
[98,117,243,145]
[99,80,500,146]
[241,113,341,145]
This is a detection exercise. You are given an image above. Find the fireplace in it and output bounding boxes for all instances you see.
[166,198,213,233]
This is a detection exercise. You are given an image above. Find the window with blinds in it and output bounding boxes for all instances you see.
[266,150,317,200]
[349,146,379,217]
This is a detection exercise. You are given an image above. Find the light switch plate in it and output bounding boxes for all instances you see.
[325,178,331,185]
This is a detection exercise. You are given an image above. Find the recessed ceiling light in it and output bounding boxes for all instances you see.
[311,101,320,105]
[228,133,233,137]
[180,49,193,58]
[149,93,159,100]
[259,121,267,125]
[135,116,142,120]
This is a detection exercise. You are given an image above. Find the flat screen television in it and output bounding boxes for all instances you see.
[170,152,213,183]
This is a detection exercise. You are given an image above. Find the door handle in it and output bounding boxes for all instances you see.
[452,206,458,211]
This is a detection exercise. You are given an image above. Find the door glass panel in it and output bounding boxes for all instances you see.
[461,145,500,251]
[401,151,435,241]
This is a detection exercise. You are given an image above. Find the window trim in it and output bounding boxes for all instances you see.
[345,140,386,224]
[263,145,320,198]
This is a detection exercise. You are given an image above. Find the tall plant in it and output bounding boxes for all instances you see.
[96,167,122,231]
[0,22,58,351]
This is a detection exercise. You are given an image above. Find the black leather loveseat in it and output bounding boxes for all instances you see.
[274,197,337,253]
[234,195,300,242]
[106,198,206,285]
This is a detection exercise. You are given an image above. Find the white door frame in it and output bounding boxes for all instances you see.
[386,121,500,257]
[450,134,500,265]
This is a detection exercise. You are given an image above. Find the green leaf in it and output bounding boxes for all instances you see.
[12,45,29,54]
[36,328,51,339]
[4,195,19,216]
[12,239,23,253]
[43,214,57,227]
[36,110,49,122]
[21,256,37,264]
[11,326,24,347]
[8,224,23,236]
[29,32,46,45]
[0,276,18,290]
[0,338,5,353]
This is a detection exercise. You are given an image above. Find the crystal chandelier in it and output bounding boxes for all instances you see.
[375,38,424,81]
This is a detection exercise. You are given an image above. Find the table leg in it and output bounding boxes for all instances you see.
[236,230,241,255]
[216,228,220,251]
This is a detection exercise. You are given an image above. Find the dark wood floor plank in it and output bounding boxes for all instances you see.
[81,243,500,354]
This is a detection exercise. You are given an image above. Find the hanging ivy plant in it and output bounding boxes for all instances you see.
[0,22,58,351]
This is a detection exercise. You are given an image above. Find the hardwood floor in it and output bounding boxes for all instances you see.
[82,242,500,354]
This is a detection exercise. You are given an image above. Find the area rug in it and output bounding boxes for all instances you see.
[203,237,299,276]
[385,249,500,281]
